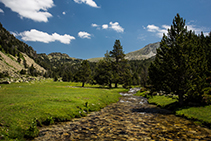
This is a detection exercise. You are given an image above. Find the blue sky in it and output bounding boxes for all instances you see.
[0,0,211,59]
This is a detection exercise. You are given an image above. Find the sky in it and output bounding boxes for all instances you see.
[0,0,211,59]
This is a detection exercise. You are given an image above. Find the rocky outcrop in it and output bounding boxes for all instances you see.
[125,42,160,60]
[0,51,46,78]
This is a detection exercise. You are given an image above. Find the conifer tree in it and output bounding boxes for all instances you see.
[149,14,207,106]
[110,40,126,88]
[75,60,91,87]
[95,51,113,87]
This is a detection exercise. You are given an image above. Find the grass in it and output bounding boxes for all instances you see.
[176,105,211,126]
[146,95,211,128]
[0,79,126,140]
[148,95,178,108]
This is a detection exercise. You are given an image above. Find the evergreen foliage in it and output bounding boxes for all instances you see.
[149,14,208,105]
[74,60,92,87]
[110,40,126,88]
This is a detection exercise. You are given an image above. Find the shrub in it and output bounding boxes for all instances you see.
[202,87,211,105]
[20,69,26,75]
[43,116,54,125]
[24,118,39,139]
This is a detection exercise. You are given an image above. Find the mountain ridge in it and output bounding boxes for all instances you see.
[87,42,160,62]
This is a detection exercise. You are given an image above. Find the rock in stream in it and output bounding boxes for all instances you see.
[33,88,211,141]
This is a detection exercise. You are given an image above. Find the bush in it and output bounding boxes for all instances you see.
[43,116,54,125]
[20,69,26,75]
[24,118,39,139]
[0,71,9,78]
[202,87,211,105]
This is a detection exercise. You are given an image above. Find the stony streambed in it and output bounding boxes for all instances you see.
[34,88,211,141]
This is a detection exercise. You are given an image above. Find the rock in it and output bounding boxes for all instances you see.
[33,88,211,141]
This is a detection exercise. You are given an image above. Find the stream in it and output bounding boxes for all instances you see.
[34,88,211,140]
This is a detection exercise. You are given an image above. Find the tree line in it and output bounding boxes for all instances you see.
[55,40,152,88]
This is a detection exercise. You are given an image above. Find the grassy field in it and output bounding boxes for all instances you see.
[146,95,211,128]
[0,79,126,140]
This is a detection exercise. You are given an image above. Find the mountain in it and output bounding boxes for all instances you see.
[87,42,160,62]
[0,22,84,79]
[37,52,82,70]
[0,51,46,78]
[125,42,160,60]
[0,22,46,79]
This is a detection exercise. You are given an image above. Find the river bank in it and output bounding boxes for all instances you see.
[34,88,211,140]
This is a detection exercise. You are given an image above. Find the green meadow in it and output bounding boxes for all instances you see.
[0,79,126,140]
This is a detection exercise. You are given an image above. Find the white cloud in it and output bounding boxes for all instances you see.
[16,29,75,44]
[92,23,100,30]
[146,23,210,38]
[91,23,99,27]
[74,0,100,8]
[93,22,124,33]
[109,22,124,33]
[147,24,169,38]
[187,24,209,36]
[78,31,91,39]
[0,0,54,22]
[102,24,108,29]
[62,11,66,15]
[0,8,4,13]
[147,25,160,32]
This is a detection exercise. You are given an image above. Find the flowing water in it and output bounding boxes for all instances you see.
[34,88,211,141]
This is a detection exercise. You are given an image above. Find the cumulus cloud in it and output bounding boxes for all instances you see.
[0,0,54,22]
[93,22,124,33]
[146,24,170,38]
[0,8,4,13]
[16,29,75,44]
[109,22,124,33]
[146,23,209,38]
[102,24,108,29]
[78,31,91,39]
[187,24,209,36]
[74,0,100,8]
[91,23,99,27]
[62,11,66,15]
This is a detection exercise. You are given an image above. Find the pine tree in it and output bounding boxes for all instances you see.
[119,59,132,88]
[149,14,208,106]
[75,60,91,87]
[95,51,113,87]
[110,40,126,88]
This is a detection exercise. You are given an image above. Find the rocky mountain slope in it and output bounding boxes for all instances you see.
[125,42,160,60]
[88,42,160,62]
[0,50,46,78]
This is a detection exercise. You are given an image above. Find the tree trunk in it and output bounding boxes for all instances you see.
[178,90,184,106]
[82,82,85,87]
[115,82,118,88]
[109,82,112,88]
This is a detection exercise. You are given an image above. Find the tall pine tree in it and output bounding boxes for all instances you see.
[149,14,207,106]
[110,40,126,88]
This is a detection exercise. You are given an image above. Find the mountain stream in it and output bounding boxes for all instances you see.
[34,88,211,140]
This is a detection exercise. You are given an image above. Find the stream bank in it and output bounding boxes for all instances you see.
[34,88,211,140]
